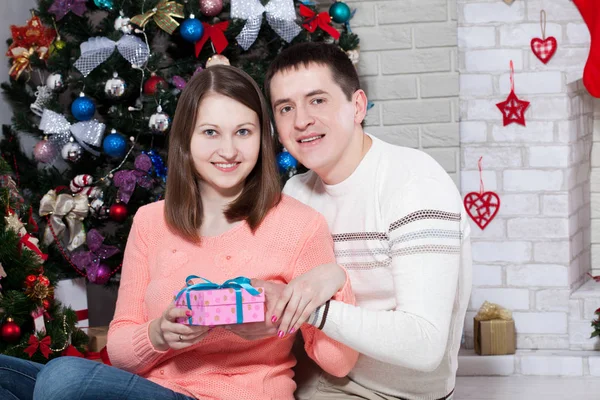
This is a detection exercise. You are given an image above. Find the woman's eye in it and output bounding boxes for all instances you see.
[204,129,217,137]
[237,128,250,136]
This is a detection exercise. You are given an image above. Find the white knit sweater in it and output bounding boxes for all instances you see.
[284,135,472,400]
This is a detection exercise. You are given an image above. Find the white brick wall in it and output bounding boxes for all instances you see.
[354,0,459,186]
[458,0,593,351]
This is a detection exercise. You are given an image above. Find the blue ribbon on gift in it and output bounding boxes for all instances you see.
[175,275,261,325]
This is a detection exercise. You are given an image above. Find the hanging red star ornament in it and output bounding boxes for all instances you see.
[463,157,500,230]
[496,60,530,126]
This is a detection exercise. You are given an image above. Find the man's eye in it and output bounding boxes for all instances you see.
[280,106,292,114]
[311,98,324,105]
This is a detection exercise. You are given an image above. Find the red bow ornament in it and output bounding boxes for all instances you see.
[299,5,340,40]
[24,335,52,359]
[195,21,229,57]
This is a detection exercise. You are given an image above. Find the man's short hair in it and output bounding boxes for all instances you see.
[264,42,360,102]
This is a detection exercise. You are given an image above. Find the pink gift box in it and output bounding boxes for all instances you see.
[175,287,265,326]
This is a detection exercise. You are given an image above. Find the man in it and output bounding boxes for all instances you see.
[263,42,472,400]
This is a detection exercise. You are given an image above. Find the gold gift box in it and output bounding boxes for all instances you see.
[473,301,516,356]
[88,326,109,352]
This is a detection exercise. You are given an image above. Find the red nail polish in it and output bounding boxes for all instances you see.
[289,328,295,334]
[271,316,277,323]
[278,330,284,338]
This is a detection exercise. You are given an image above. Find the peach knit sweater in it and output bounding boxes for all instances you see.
[107,195,357,400]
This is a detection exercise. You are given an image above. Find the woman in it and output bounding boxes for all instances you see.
[0,65,356,400]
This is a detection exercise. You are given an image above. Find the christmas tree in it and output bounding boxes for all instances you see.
[0,0,359,288]
[0,155,87,362]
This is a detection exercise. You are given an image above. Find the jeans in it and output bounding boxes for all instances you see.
[0,354,196,400]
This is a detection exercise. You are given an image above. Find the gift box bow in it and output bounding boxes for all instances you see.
[475,300,512,321]
[175,275,261,324]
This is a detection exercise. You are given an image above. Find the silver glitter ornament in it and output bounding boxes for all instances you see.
[46,73,64,91]
[61,141,84,162]
[199,0,223,17]
[105,72,127,98]
[149,105,170,134]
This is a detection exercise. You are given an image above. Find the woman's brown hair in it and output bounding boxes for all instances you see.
[165,65,281,242]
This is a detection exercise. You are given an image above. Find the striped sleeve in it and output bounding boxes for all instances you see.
[318,172,465,371]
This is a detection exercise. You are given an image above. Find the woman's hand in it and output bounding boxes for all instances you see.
[271,263,346,337]
[225,280,285,340]
[149,302,211,351]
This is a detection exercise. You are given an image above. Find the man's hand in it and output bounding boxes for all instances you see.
[225,279,286,340]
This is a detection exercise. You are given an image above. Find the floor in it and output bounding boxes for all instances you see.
[455,376,600,399]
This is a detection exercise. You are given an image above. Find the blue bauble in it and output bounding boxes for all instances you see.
[180,16,204,43]
[276,151,298,173]
[94,0,114,10]
[103,132,127,158]
[329,1,351,24]
[71,96,96,121]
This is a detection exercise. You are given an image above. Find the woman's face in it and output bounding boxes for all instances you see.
[190,92,261,199]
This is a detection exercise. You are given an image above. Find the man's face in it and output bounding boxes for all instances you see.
[269,63,359,178]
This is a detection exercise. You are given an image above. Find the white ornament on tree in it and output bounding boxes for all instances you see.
[46,73,64,91]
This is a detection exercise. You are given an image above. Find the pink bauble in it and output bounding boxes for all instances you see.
[34,140,58,163]
[199,0,223,17]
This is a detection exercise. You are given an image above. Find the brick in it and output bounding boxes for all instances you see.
[463,1,525,23]
[571,232,584,259]
[503,170,563,192]
[557,120,579,144]
[499,23,562,47]
[344,2,375,27]
[520,356,583,376]
[535,289,570,311]
[592,193,600,216]
[501,194,539,216]
[569,299,582,320]
[363,102,380,127]
[590,358,600,376]
[459,74,493,97]
[507,264,568,287]
[472,241,531,263]
[566,23,591,45]
[528,97,571,120]
[592,220,600,243]
[449,0,457,21]
[591,169,600,192]
[592,146,600,167]
[543,194,569,216]
[528,146,569,168]
[461,169,497,192]
[470,219,506,239]
[464,49,524,73]
[382,49,451,75]
[526,0,587,22]
[421,123,459,147]
[472,265,502,286]
[534,241,570,263]
[568,321,599,349]
[457,353,515,376]
[383,100,452,125]
[470,288,530,311]
[420,73,458,98]
[424,149,456,172]
[466,99,509,120]
[507,218,569,239]
[415,23,457,48]
[499,72,563,95]
[513,312,567,334]
[377,0,447,24]
[352,26,412,52]
[457,27,495,48]
[357,52,378,77]
[463,147,522,169]
[529,48,588,71]
[368,126,419,148]
[491,121,554,143]
[516,335,570,350]
[460,121,487,143]
[362,76,417,100]
[591,244,600,272]
[583,298,600,319]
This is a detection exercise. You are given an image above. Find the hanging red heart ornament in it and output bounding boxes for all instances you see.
[464,192,501,230]
[463,157,501,230]
[531,10,557,64]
